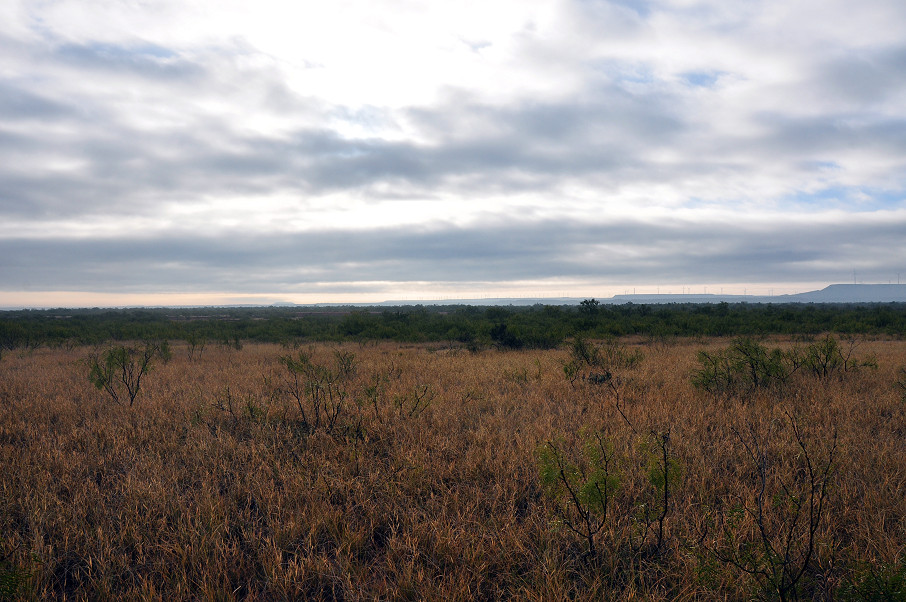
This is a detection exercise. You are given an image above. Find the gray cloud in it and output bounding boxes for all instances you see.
[54,41,205,82]
[2,216,903,293]
[0,82,74,120]
[816,47,906,105]
[1,1,905,302]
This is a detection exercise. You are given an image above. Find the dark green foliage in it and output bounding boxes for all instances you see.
[185,332,206,360]
[490,322,523,350]
[795,334,878,378]
[0,552,39,601]
[731,337,789,389]
[0,322,27,361]
[840,556,906,600]
[799,334,847,378]
[692,348,737,393]
[3,302,906,349]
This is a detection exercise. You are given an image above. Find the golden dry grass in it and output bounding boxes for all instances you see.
[1,337,904,599]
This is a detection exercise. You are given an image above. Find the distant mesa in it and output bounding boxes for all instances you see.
[782,284,906,303]
[607,284,906,305]
[369,284,906,306]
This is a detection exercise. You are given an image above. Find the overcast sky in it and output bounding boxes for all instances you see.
[2,0,905,306]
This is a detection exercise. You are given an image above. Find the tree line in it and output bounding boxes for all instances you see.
[1,301,905,351]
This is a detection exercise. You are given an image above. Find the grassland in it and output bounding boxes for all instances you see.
[1,336,905,599]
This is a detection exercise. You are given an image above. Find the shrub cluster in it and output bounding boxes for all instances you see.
[563,335,643,384]
[692,335,877,394]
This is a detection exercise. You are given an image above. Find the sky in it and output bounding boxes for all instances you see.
[1,0,905,307]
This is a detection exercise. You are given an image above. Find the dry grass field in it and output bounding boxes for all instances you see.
[1,336,905,599]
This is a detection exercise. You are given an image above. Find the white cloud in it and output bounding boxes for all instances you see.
[0,0,904,304]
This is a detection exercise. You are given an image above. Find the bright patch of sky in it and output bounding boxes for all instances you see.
[1,0,905,306]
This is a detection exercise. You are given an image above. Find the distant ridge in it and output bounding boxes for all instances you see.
[606,284,906,305]
[372,284,906,306]
[780,284,906,303]
[4,284,904,311]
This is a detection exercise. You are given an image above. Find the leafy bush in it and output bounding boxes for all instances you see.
[692,337,789,393]
[0,551,39,601]
[794,334,877,379]
[489,322,523,350]
[185,332,207,360]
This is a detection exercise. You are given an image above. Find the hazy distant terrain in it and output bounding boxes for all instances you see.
[608,284,906,305]
[374,284,906,306]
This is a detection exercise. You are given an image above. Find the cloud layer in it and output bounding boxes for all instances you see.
[1,0,904,304]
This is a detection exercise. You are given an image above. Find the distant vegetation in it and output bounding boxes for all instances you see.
[1,301,905,352]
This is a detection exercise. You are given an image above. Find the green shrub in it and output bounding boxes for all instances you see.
[0,554,38,601]
[692,337,789,394]
[795,335,878,379]
[692,335,875,395]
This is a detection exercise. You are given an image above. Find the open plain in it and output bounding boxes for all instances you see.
[1,336,905,599]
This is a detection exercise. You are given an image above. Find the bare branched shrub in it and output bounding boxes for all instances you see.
[87,340,171,406]
[279,348,356,433]
[211,386,270,432]
[185,332,206,360]
[704,413,837,601]
[537,431,620,559]
[640,428,682,553]
[394,383,435,419]
[895,367,906,403]
[564,336,642,385]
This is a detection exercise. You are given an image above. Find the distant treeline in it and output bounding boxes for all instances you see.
[1,301,905,350]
